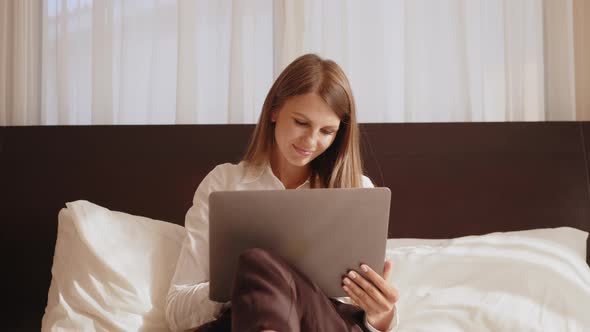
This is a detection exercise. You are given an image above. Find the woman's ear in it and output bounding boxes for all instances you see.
[270,110,277,123]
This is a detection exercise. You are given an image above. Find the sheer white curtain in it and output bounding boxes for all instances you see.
[0,0,578,125]
[275,0,576,122]
[41,0,273,124]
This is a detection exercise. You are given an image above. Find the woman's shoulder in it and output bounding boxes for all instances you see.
[202,161,252,187]
[205,162,244,182]
[208,161,242,173]
[191,162,244,203]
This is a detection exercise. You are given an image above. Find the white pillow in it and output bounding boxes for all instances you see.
[386,229,590,331]
[42,200,185,332]
[388,226,588,261]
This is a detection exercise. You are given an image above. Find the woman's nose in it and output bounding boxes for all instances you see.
[304,130,318,147]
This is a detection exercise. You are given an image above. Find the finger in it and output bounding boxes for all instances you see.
[343,285,364,310]
[342,277,378,313]
[360,264,398,301]
[346,270,388,307]
[359,264,389,294]
[382,260,393,281]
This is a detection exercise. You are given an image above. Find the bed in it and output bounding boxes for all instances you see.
[2,122,590,331]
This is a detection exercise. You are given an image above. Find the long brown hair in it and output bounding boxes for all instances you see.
[242,54,364,188]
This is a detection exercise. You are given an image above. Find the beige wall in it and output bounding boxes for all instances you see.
[574,0,590,120]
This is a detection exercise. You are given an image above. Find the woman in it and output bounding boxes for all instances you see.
[166,54,399,332]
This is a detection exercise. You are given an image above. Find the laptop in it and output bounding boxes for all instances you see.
[208,187,391,302]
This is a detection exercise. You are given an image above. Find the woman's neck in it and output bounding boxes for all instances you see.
[270,148,310,189]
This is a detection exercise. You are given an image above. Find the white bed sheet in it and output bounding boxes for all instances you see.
[387,232,590,331]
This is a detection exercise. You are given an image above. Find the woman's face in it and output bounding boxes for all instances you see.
[271,93,341,168]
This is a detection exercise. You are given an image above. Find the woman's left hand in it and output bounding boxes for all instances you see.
[342,260,399,332]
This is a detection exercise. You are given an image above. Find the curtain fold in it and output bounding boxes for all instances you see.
[0,0,580,125]
[573,0,590,120]
[543,0,576,120]
[0,0,41,126]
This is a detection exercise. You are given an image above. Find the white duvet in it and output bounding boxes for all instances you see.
[43,201,590,331]
[388,233,590,331]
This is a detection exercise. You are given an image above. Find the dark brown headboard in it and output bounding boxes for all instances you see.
[2,122,589,330]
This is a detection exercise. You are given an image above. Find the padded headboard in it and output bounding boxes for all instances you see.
[2,122,590,330]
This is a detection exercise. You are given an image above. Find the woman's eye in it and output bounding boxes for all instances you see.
[322,130,335,136]
[294,119,307,126]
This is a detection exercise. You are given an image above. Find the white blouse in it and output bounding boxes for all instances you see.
[165,161,398,332]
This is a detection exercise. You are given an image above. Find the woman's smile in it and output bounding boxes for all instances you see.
[293,144,313,156]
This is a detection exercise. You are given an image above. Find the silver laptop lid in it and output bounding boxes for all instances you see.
[209,187,391,302]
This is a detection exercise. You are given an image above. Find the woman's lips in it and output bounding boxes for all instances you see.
[293,144,313,156]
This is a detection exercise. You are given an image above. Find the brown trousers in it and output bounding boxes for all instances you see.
[195,248,369,332]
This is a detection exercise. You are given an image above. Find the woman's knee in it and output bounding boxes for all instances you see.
[238,247,280,268]
[235,248,298,290]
